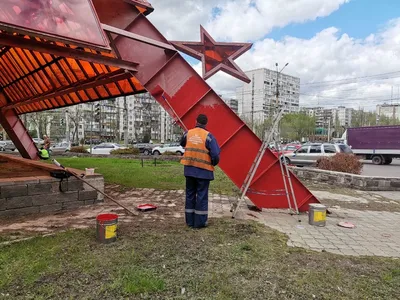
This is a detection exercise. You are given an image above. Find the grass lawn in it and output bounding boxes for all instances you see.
[1,218,399,299]
[55,157,239,195]
[2,157,398,298]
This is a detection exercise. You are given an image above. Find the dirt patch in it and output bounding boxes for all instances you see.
[0,159,49,178]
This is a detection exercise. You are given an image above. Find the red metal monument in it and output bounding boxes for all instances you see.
[0,0,319,211]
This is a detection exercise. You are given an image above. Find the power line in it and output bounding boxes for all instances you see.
[300,70,400,86]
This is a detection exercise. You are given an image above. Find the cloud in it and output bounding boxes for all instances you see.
[237,19,400,109]
[148,1,400,110]
[148,0,227,40]
[183,18,400,111]
[207,0,350,41]
[148,0,348,41]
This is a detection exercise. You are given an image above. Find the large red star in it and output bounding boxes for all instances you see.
[170,26,252,83]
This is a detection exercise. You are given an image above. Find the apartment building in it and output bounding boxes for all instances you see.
[333,106,353,127]
[302,106,353,128]
[28,93,180,144]
[236,68,300,124]
[220,96,239,114]
[376,104,400,120]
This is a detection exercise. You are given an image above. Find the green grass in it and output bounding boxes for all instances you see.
[0,219,399,299]
[55,157,238,195]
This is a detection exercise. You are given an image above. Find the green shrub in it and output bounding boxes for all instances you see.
[70,146,88,153]
[110,148,140,155]
[316,153,363,175]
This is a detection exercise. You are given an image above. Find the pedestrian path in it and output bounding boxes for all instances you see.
[1,186,399,258]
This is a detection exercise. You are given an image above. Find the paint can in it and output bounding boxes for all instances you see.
[308,204,327,226]
[85,168,95,176]
[96,213,118,243]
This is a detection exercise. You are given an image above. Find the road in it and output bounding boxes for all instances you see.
[362,160,400,177]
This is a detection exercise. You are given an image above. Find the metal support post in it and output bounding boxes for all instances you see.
[124,96,128,146]
[90,103,93,154]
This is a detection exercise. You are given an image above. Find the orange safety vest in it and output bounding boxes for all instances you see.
[181,127,214,171]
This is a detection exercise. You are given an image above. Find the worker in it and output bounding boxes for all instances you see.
[43,135,51,150]
[37,148,50,160]
[180,114,220,228]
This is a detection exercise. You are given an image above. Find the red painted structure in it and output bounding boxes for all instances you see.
[0,0,319,211]
[171,26,252,83]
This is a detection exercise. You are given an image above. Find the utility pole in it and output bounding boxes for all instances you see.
[327,117,331,142]
[391,86,394,104]
[251,73,255,131]
[274,62,289,142]
[124,96,128,146]
[275,62,289,114]
[275,65,279,107]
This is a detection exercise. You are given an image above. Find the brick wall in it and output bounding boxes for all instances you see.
[0,175,104,217]
[290,167,400,191]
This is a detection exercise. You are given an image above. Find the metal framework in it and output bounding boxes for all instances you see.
[0,0,319,211]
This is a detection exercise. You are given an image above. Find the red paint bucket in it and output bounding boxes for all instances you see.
[96,213,118,243]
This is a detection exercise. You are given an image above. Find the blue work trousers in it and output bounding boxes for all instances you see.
[185,176,210,228]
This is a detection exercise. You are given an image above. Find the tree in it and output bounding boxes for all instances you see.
[26,112,52,138]
[351,110,400,127]
[142,132,151,143]
[280,113,315,142]
[253,117,273,140]
[68,108,83,143]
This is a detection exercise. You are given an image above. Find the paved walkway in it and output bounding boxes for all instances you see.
[209,192,400,258]
[1,186,399,258]
[235,208,400,258]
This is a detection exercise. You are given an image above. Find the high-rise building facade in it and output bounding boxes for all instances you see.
[220,96,239,114]
[333,106,353,127]
[302,106,353,128]
[27,93,181,144]
[236,68,300,124]
[376,104,400,120]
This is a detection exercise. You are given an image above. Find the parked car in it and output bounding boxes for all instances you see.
[271,143,301,155]
[152,143,185,156]
[49,142,71,153]
[33,138,44,145]
[0,141,7,151]
[0,140,16,151]
[88,143,127,155]
[282,143,353,166]
[133,143,153,155]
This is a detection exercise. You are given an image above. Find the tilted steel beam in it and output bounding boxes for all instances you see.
[102,23,176,52]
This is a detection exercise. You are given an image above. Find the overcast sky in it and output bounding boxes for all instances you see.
[148,0,400,111]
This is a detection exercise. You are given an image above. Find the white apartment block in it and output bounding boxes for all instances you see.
[302,106,353,128]
[333,106,353,127]
[236,68,300,124]
[41,93,179,143]
[376,104,400,120]
[220,96,239,114]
